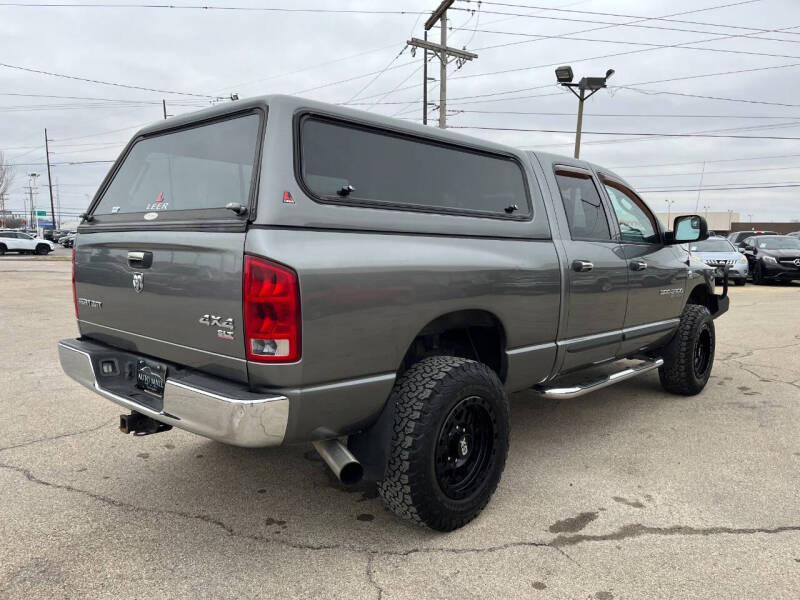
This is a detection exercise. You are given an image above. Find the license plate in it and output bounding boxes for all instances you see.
[136,359,166,398]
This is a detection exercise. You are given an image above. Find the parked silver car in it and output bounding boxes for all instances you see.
[690,237,748,285]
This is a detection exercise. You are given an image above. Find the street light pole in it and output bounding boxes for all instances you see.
[555,66,614,159]
[573,88,585,160]
[665,199,675,223]
[28,172,39,231]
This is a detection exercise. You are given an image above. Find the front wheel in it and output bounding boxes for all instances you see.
[659,304,715,396]
[378,356,509,531]
[734,278,746,286]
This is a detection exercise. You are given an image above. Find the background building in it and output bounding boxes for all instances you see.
[656,211,740,234]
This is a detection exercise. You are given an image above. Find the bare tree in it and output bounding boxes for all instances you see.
[0,151,12,198]
[0,151,14,227]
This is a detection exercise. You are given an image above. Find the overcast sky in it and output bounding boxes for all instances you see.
[1,0,799,225]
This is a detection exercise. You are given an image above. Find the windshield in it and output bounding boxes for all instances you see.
[755,237,800,250]
[94,113,261,216]
[691,239,735,252]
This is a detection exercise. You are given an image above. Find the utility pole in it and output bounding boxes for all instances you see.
[439,6,447,129]
[695,161,706,212]
[423,30,428,125]
[45,129,57,229]
[409,0,477,129]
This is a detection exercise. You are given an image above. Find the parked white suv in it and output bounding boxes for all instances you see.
[0,230,56,255]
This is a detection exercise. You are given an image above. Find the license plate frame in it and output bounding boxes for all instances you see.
[136,359,167,398]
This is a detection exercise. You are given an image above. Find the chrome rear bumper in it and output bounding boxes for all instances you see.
[58,339,289,447]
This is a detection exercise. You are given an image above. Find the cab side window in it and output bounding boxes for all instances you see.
[554,171,612,242]
[602,181,660,244]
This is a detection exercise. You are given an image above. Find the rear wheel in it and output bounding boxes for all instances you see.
[35,244,50,255]
[378,356,509,531]
[0,244,5,256]
[659,304,715,396]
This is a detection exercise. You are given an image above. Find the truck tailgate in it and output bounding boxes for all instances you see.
[75,230,247,382]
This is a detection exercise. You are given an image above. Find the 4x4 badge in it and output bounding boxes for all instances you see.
[132,272,144,293]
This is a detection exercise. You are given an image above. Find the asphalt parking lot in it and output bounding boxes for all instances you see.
[1,261,798,599]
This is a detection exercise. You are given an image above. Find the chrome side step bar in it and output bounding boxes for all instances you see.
[533,358,664,399]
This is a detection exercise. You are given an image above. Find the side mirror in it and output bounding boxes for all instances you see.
[671,215,708,244]
[738,247,746,253]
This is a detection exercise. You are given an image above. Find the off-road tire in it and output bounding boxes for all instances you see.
[659,304,715,396]
[378,356,509,531]
[35,244,50,255]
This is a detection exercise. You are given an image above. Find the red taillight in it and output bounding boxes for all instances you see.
[243,255,301,363]
[72,247,78,319]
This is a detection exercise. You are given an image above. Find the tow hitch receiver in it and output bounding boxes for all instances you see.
[120,412,172,436]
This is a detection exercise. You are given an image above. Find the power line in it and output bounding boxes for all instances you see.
[609,152,800,169]
[615,86,800,108]
[292,59,417,96]
[461,0,795,35]
[345,45,410,104]
[456,0,799,44]
[450,110,800,119]
[457,26,800,53]
[467,0,766,54]
[0,91,199,103]
[207,43,402,95]
[0,3,427,15]
[448,125,800,139]
[622,165,800,178]
[638,179,800,190]
[639,184,800,192]
[0,62,217,98]
[8,159,114,166]
[367,49,800,112]
[454,24,800,82]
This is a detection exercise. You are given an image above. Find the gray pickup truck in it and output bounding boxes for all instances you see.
[59,95,728,531]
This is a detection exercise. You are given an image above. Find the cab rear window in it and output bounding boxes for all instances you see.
[298,116,531,219]
[93,113,261,216]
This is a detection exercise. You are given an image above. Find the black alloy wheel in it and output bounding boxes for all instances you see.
[693,326,712,379]
[435,395,497,501]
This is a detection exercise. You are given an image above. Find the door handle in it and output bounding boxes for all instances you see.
[572,260,594,272]
[127,250,153,268]
[630,260,648,271]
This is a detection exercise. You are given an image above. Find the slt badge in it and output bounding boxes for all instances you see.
[199,314,235,341]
